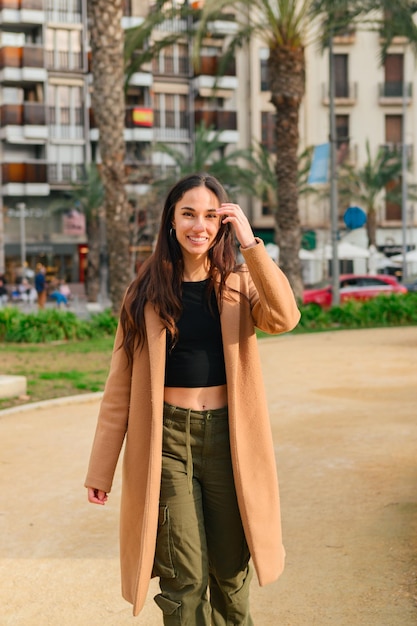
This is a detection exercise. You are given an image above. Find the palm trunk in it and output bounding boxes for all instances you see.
[366,207,377,247]
[269,44,305,302]
[88,0,131,314]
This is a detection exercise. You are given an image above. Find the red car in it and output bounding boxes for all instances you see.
[303,274,407,307]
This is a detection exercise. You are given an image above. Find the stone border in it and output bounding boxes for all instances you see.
[0,391,104,417]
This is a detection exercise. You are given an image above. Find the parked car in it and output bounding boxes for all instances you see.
[303,274,407,307]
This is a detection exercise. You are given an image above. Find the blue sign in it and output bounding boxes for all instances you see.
[307,143,330,184]
[343,206,367,230]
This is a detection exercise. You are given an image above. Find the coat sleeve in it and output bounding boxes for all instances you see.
[84,322,132,493]
[240,238,301,334]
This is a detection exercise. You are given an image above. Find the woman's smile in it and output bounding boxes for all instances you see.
[172,187,221,258]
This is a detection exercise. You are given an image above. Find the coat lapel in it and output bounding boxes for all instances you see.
[217,273,241,390]
[144,302,166,416]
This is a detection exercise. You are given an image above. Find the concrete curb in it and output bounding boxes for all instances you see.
[0,391,103,417]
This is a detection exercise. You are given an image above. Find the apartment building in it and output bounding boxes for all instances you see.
[1,0,416,284]
[0,0,89,282]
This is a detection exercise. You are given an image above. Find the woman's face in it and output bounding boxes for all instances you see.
[172,186,222,260]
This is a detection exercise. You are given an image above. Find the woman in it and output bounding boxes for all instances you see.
[85,173,300,624]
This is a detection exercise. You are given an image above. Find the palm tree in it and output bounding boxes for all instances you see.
[338,141,417,247]
[248,142,315,217]
[124,1,417,301]
[88,0,132,313]
[192,0,417,301]
[153,122,255,199]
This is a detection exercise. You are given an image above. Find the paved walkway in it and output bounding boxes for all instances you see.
[1,327,417,625]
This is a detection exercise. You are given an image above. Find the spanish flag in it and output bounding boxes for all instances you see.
[132,108,153,127]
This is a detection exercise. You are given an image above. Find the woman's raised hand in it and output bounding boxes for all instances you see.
[216,203,257,249]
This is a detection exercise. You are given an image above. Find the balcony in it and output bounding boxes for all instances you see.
[1,0,44,8]
[378,82,412,105]
[125,162,154,185]
[0,102,48,142]
[45,49,84,72]
[152,55,190,77]
[322,82,358,106]
[153,109,190,142]
[194,109,237,131]
[1,160,49,195]
[46,0,81,24]
[380,143,413,163]
[332,28,356,45]
[1,102,45,125]
[0,0,45,25]
[48,163,85,186]
[89,106,154,142]
[195,56,236,77]
[0,44,46,82]
[193,10,238,36]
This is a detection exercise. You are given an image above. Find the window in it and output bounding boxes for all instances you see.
[336,115,349,164]
[259,48,269,91]
[48,84,84,139]
[334,54,349,98]
[385,114,402,150]
[154,93,188,130]
[384,116,403,220]
[153,43,189,75]
[45,28,83,70]
[384,54,403,97]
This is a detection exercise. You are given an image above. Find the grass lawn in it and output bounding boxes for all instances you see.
[0,337,114,411]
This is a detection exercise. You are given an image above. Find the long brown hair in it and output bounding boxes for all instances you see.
[120,173,237,363]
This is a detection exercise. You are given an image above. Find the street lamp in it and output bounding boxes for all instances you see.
[17,202,27,274]
[401,56,408,281]
[329,35,340,305]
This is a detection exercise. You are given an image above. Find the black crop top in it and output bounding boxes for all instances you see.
[164,279,227,387]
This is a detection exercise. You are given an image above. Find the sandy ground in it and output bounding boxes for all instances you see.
[0,326,417,626]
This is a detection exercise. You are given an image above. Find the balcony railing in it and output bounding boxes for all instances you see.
[46,0,81,23]
[0,0,44,7]
[153,109,189,129]
[152,55,190,76]
[380,143,413,163]
[378,82,412,99]
[322,82,358,103]
[48,106,83,125]
[0,45,44,69]
[90,106,153,130]
[195,55,236,77]
[48,163,85,184]
[1,102,46,126]
[194,109,237,130]
[45,50,83,71]
[2,161,48,184]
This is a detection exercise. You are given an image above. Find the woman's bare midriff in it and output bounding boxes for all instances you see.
[164,384,228,411]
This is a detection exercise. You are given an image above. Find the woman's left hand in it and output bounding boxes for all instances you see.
[216,203,257,249]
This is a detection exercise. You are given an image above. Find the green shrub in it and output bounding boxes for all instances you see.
[296,292,417,333]
[1,292,417,344]
[89,309,118,336]
[1,308,92,343]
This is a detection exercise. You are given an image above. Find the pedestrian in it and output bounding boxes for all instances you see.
[85,173,300,624]
[0,277,8,306]
[35,263,47,309]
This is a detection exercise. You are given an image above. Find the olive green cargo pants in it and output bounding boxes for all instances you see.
[153,403,254,625]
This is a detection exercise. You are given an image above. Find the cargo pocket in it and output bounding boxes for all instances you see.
[152,505,176,578]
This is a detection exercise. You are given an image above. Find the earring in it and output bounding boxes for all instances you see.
[170,227,176,238]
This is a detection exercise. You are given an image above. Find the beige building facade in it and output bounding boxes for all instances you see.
[1,0,416,284]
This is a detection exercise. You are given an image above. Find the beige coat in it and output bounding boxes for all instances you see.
[85,241,300,616]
